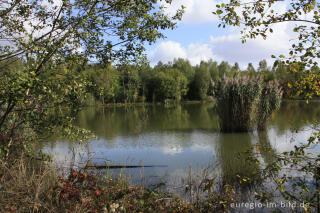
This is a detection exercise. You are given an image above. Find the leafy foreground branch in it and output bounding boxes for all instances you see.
[252,133,320,212]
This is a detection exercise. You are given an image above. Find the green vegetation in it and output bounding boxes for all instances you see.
[214,76,282,132]
[36,58,318,107]
[214,76,262,132]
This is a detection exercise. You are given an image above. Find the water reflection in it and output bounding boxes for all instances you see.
[215,133,258,185]
[43,101,320,191]
[257,131,277,167]
[76,103,219,140]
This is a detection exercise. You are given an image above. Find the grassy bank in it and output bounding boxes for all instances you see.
[0,156,235,213]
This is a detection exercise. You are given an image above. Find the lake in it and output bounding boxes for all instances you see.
[42,100,320,197]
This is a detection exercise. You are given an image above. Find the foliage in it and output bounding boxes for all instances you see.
[253,134,320,212]
[84,65,120,104]
[258,59,268,72]
[189,62,212,100]
[292,69,320,101]
[36,58,317,107]
[0,0,184,65]
[118,65,141,103]
[172,58,195,84]
[153,68,188,102]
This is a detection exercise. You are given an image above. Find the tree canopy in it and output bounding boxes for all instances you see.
[0,0,183,69]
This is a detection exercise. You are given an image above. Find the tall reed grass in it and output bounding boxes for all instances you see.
[214,76,282,132]
[257,81,283,130]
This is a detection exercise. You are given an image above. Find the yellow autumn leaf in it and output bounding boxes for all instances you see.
[256,146,261,152]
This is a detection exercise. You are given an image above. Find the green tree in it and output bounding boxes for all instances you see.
[118,64,141,103]
[208,60,220,82]
[85,65,120,104]
[153,68,188,102]
[172,58,195,84]
[230,62,240,76]
[0,0,183,159]
[246,62,255,73]
[218,61,231,76]
[258,59,268,72]
[189,62,211,100]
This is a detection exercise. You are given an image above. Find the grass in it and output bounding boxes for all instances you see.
[257,81,282,130]
[214,75,282,132]
[214,76,262,132]
[0,155,238,212]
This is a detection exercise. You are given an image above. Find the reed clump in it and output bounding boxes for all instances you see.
[257,81,283,130]
[214,76,282,132]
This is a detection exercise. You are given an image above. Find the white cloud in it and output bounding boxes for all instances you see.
[210,20,298,68]
[160,0,218,24]
[148,41,214,66]
[148,41,186,64]
[153,0,303,68]
[186,43,215,65]
[149,21,296,68]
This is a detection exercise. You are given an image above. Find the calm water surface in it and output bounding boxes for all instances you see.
[43,100,320,189]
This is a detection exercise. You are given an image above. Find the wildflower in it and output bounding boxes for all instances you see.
[110,203,119,212]
[103,207,108,213]
[95,189,101,196]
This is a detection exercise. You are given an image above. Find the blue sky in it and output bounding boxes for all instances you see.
[145,0,295,69]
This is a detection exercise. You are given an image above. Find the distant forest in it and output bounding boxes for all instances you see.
[4,58,320,105]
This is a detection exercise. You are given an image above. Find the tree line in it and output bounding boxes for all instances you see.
[3,57,319,107]
[67,58,320,104]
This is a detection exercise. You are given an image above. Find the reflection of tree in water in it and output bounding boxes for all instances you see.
[270,100,320,135]
[75,103,219,140]
[184,103,219,130]
[76,106,150,140]
[149,104,193,131]
[215,133,261,195]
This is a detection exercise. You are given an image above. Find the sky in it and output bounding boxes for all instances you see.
[146,0,296,69]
